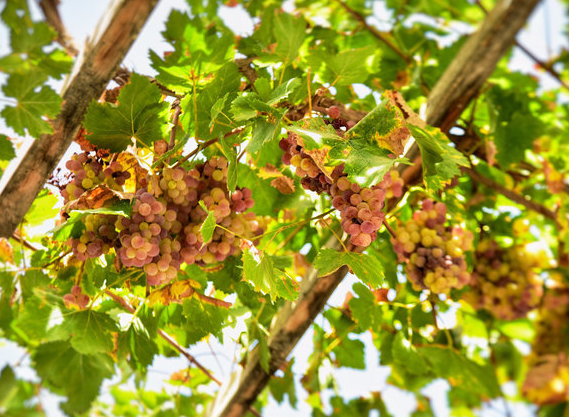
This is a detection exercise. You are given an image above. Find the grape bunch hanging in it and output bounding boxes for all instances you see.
[279,130,404,247]
[391,199,472,294]
[61,152,263,287]
[464,240,545,320]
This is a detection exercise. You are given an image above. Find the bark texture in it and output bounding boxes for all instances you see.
[205,0,541,415]
[0,0,159,237]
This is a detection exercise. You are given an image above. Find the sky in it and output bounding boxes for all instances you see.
[0,0,568,416]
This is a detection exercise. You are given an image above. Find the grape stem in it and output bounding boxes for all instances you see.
[173,126,246,168]
[383,220,397,238]
[168,99,182,152]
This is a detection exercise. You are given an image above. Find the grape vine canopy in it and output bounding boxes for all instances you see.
[1,0,569,416]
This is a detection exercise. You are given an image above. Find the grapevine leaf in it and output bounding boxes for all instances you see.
[231,94,279,121]
[344,96,410,154]
[409,124,469,192]
[322,46,376,86]
[332,337,366,369]
[25,189,59,226]
[180,62,241,140]
[0,134,16,161]
[348,283,383,330]
[198,201,216,244]
[418,345,501,398]
[314,248,384,288]
[487,85,542,168]
[1,72,61,137]
[273,13,306,62]
[392,332,430,376]
[268,78,301,105]
[11,295,53,342]
[48,310,119,355]
[287,118,342,150]
[116,318,159,372]
[0,366,17,409]
[33,341,114,414]
[248,118,283,153]
[330,138,409,187]
[268,359,297,407]
[219,134,238,191]
[83,73,168,152]
[182,297,228,344]
[242,245,292,302]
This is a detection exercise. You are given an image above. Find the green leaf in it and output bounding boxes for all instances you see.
[269,359,297,407]
[331,138,408,187]
[268,78,301,105]
[332,337,366,369]
[0,134,16,161]
[33,341,114,414]
[83,73,168,152]
[231,94,278,121]
[0,366,18,409]
[314,249,384,288]
[248,118,282,153]
[287,118,342,150]
[199,201,216,244]
[25,188,59,226]
[219,134,238,192]
[348,282,383,330]
[11,295,53,342]
[273,13,306,62]
[409,124,469,192]
[242,245,292,302]
[180,62,241,141]
[323,46,375,86]
[392,332,430,375]
[48,310,118,355]
[116,316,158,372]
[182,297,228,344]
[418,345,501,398]
[494,112,541,168]
[496,319,535,342]
[1,72,61,137]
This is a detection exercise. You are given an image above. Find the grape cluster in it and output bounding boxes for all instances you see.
[62,152,130,203]
[70,214,118,261]
[63,285,90,309]
[523,288,569,404]
[279,131,404,247]
[61,153,264,287]
[392,199,472,294]
[330,175,386,247]
[464,240,544,320]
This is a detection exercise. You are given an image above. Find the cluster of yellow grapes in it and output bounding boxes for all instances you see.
[464,240,546,320]
[392,199,473,294]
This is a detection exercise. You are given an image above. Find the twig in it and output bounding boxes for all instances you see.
[463,166,558,223]
[383,221,396,238]
[335,0,411,64]
[168,100,182,151]
[38,0,79,56]
[173,127,246,168]
[11,231,41,252]
[235,58,259,89]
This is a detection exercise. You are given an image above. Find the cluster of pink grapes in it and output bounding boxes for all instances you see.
[61,152,130,203]
[279,131,404,247]
[62,152,263,286]
[464,240,544,320]
[392,199,472,294]
[62,285,90,309]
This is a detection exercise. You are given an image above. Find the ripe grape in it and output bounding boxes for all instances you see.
[392,199,472,294]
[463,240,545,320]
